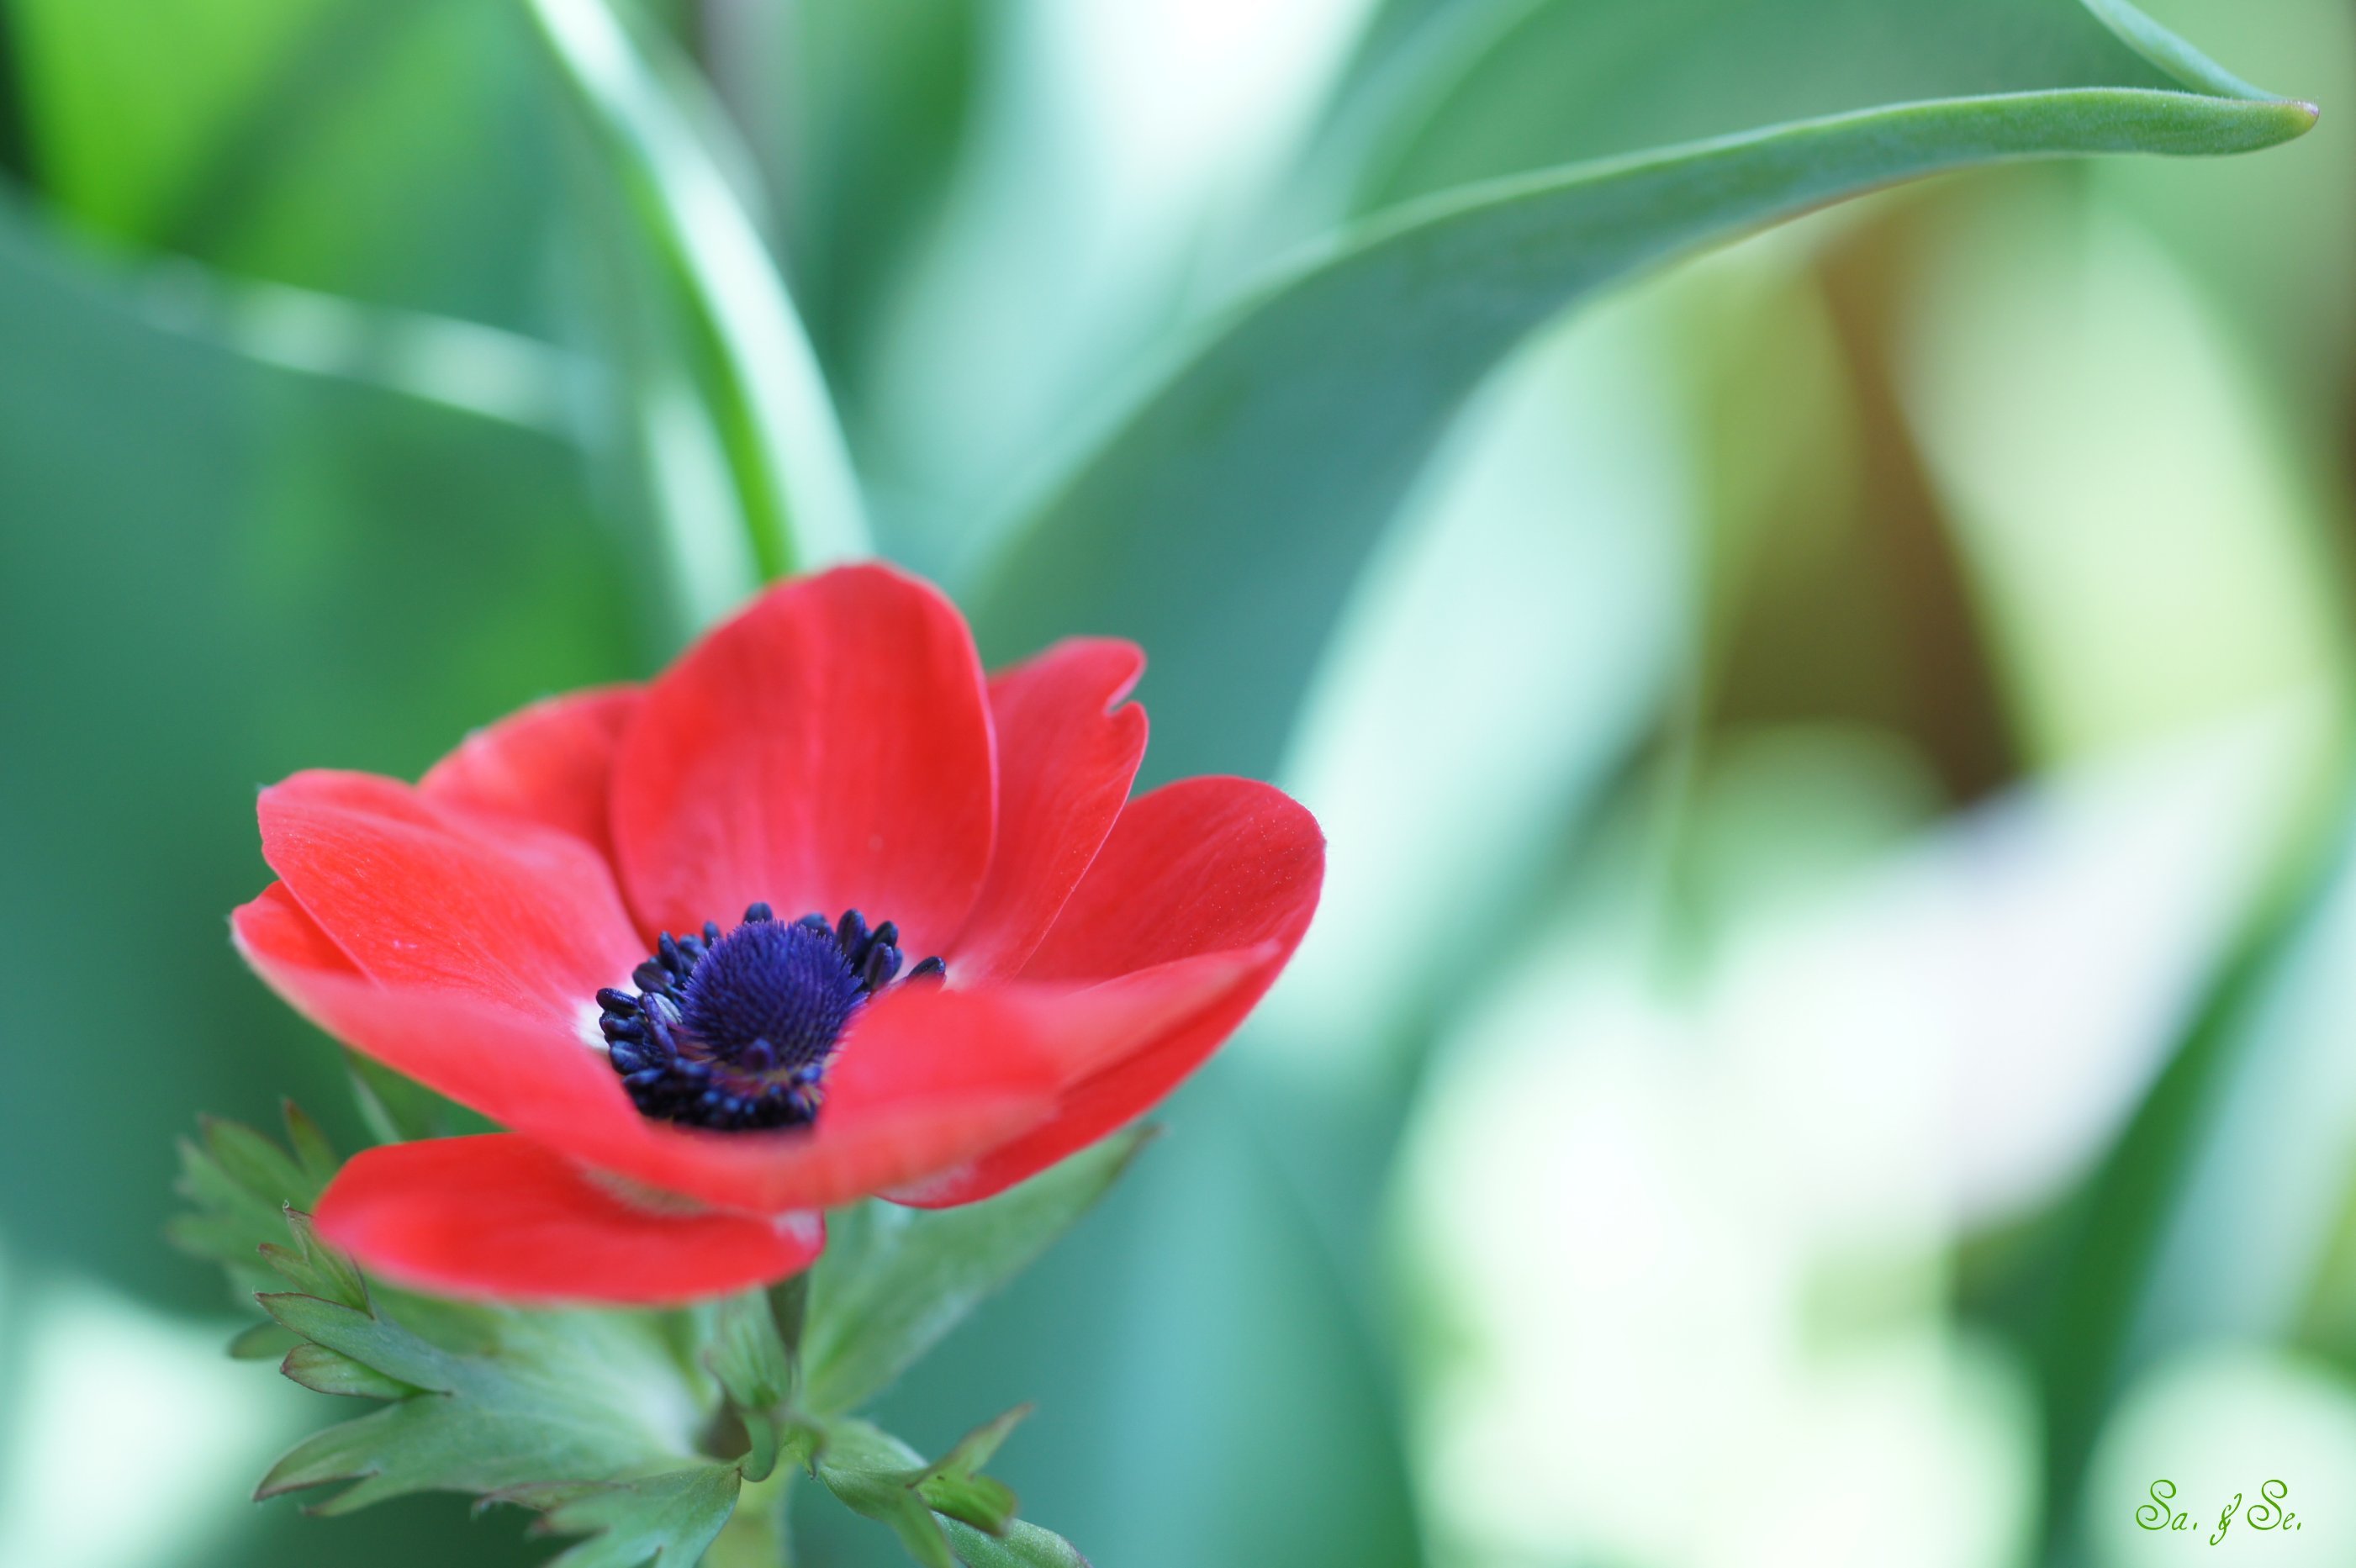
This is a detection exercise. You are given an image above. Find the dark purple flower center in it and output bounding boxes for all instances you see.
[596,904,945,1132]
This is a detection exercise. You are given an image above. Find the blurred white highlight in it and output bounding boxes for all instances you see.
[0,1256,300,1568]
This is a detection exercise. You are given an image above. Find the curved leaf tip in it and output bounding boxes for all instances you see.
[2080,0,2308,108]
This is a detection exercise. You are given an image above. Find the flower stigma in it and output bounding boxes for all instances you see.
[596,904,946,1132]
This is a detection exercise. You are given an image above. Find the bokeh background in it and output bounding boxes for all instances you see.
[3,1,2354,1565]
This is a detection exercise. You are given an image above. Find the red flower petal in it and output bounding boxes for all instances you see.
[419,686,639,862]
[236,906,1070,1214]
[234,899,646,1149]
[314,1136,823,1306]
[948,639,1148,980]
[234,882,360,979]
[579,983,1069,1212]
[1022,776,1323,982]
[259,769,644,1024]
[612,565,996,956]
[903,777,1323,1206]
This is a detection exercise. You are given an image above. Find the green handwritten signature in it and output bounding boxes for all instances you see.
[2140,1480,2302,1543]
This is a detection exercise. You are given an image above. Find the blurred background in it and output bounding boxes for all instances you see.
[3,1,2353,1565]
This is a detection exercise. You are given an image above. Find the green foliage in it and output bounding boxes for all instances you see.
[171,1107,1139,1561]
[167,1104,336,1302]
[910,1405,1028,1534]
[172,1110,753,1561]
[247,1290,711,1507]
[496,1468,742,1568]
[816,1416,1085,1568]
[774,0,981,386]
[524,0,866,608]
[700,1289,799,1483]
[800,1130,1152,1417]
[9,0,568,324]
[973,55,2314,785]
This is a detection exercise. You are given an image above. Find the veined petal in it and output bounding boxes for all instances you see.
[906,778,1323,1206]
[259,769,644,1024]
[314,1136,824,1306]
[612,565,996,957]
[420,686,640,862]
[949,639,1147,981]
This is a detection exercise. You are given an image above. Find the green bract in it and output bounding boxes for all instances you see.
[174,1109,1119,1565]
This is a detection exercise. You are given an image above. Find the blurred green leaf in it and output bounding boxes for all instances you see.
[525,0,867,595]
[11,0,571,327]
[800,1131,1150,1418]
[1326,0,2247,209]
[854,1101,1422,1568]
[938,1517,1092,1568]
[761,0,984,388]
[816,1417,1078,1568]
[1260,288,1691,1094]
[912,1406,1028,1534]
[702,1289,796,1483]
[816,1421,960,1568]
[11,0,367,240]
[0,200,638,1308]
[972,61,2315,784]
[2081,0,2276,101]
[1990,756,2355,1560]
[1894,177,2348,764]
[346,1052,492,1146]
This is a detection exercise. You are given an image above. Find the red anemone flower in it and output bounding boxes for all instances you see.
[234,565,1322,1306]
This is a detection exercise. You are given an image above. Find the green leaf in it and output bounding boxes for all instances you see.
[941,1518,1092,1568]
[10,0,572,329]
[180,1193,782,1565]
[800,1129,1151,1416]
[195,1113,317,1209]
[969,13,2317,788]
[702,1290,795,1482]
[258,1209,369,1309]
[251,1280,721,1507]
[766,0,984,386]
[168,1106,336,1303]
[2080,0,2276,101]
[282,1344,429,1402]
[281,1099,338,1187]
[2011,770,2356,1557]
[497,1465,743,1568]
[914,1407,1029,1534]
[0,190,643,1303]
[815,1422,958,1568]
[816,1419,1082,1568]
[1321,0,2269,209]
[172,1106,771,1558]
[524,0,867,599]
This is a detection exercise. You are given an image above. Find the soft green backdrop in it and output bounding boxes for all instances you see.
[1,1,2351,1565]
